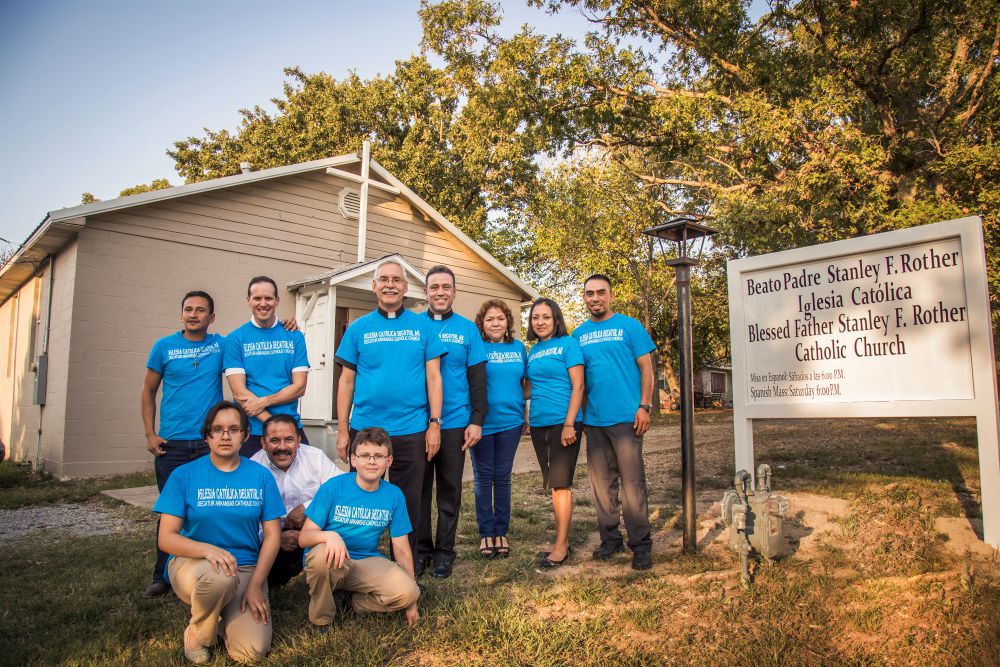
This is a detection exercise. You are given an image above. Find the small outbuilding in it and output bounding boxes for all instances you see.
[0,147,537,476]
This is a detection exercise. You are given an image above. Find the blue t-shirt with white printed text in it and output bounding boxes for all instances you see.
[425,311,487,429]
[146,332,225,440]
[572,313,657,427]
[305,473,412,561]
[153,456,284,568]
[526,335,584,427]
[335,309,447,435]
[483,339,527,435]
[223,320,309,435]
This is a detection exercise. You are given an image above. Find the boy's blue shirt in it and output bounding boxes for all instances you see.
[223,319,309,435]
[305,473,412,561]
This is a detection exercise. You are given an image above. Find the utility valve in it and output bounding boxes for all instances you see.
[720,464,790,582]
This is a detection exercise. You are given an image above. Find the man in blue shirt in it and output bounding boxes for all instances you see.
[416,265,488,579]
[299,427,420,628]
[140,290,222,597]
[572,274,657,571]
[224,276,310,458]
[334,258,446,559]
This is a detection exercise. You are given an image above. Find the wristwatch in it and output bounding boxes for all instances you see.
[638,404,652,412]
[428,417,441,425]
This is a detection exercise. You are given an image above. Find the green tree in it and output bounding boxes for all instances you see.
[80,193,100,204]
[118,178,173,198]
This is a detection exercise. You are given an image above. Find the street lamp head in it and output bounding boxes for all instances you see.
[642,216,716,266]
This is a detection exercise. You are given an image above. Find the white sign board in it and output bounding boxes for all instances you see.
[728,217,1000,547]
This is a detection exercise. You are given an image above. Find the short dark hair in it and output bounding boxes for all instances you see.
[262,414,300,438]
[181,290,215,314]
[475,299,515,343]
[527,298,570,341]
[425,265,456,285]
[351,427,393,457]
[247,276,278,298]
[201,400,249,439]
[583,274,612,291]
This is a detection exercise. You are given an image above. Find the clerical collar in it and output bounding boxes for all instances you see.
[426,309,453,321]
[377,306,406,319]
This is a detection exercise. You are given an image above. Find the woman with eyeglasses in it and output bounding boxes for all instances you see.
[471,299,528,558]
[525,298,584,569]
[154,400,284,664]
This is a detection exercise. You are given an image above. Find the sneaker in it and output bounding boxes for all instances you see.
[592,542,627,561]
[142,581,171,598]
[631,551,653,571]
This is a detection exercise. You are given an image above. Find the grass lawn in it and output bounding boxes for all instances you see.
[1,414,997,665]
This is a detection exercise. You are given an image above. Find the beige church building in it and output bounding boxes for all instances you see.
[0,147,537,477]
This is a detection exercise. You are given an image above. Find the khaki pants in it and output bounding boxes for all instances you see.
[304,543,420,625]
[168,557,271,663]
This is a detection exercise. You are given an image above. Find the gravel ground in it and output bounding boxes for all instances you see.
[0,503,132,544]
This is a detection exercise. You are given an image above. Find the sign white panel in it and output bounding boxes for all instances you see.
[727,217,1000,548]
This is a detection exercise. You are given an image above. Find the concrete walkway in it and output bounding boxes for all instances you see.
[102,421,732,510]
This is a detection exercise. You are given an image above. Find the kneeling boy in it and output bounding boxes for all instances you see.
[299,427,420,628]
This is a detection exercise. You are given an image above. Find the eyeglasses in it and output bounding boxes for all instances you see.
[375,276,405,286]
[210,426,244,437]
[352,453,389,463]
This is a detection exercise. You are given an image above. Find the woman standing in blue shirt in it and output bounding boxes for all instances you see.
[471,299,528,559]
[154,401,284,664]
[525,298,585,569]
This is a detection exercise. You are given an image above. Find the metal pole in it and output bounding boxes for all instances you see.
[675,261,697,553]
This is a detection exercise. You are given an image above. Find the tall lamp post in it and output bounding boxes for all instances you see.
[642,216,716,554]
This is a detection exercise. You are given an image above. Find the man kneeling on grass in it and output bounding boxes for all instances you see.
[298,427,420,629]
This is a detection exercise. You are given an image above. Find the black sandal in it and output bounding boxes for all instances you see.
[494,536,510,558]
[479,537,496,559]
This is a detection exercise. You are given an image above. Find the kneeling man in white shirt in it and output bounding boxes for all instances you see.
[251,414,343,588]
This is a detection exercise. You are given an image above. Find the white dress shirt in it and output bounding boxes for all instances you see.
[251,444,344,520]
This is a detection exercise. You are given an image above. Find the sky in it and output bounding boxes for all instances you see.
[0,0,599,249]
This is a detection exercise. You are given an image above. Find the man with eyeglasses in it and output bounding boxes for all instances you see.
[250,414,343,589]
[299,427,420,629]
[334,259,446,558]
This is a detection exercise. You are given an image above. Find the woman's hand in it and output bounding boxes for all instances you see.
[241,582,270,624]
[561,425,577,447]
[203,544,238,577]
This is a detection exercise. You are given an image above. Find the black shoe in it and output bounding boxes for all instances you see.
[142,581,170,598]
[414,556,431,578]
[430,561,453,579]
[538,550,570,569]
[631,551,653,571]
[592,542,627,561]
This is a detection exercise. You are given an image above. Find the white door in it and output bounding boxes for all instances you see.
[300,294,330,421]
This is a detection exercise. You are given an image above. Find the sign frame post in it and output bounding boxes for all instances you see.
[727,216,1000,548]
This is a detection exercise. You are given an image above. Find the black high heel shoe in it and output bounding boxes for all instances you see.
[494,536,510,558]
[538,546,571,569]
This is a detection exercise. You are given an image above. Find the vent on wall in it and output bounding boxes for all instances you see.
[338,187,361,219]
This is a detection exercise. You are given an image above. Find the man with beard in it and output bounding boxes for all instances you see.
[571,274,657,571]
[224,276,310,458]
[251,414,343,588]
[334,259,446,557]
[415,265,487,578]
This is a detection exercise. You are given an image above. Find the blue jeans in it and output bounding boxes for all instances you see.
[152,439,210,583]
[469,425,522,537]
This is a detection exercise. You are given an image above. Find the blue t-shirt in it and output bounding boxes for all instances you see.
[573,314,657,427]
[223,320,309,436]
[304,473,412,561]
[526,335,584,427]
[425,311,487,429]
[153,456,284,568]
[482,339,527,435]
[335,309,447,435]
[146,332,225,440]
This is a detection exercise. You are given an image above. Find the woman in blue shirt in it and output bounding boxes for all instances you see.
[525,298,585,569]
[471,299,528,558]
[154,401,284,664]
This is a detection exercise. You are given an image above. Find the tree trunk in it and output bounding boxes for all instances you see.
[660,351,681,409]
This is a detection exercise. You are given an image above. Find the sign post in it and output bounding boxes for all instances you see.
[727,216,1000,547]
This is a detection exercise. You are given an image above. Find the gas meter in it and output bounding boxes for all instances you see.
[720,464,790,582]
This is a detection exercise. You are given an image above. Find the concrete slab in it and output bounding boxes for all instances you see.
[103,485,159,509]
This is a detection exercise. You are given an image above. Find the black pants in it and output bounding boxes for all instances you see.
[152,439,210,583]
[417,427,467,566]
[241,428,309,458]
[585,423,652,553]
[351,428,427,557]
[267,544,304,589]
